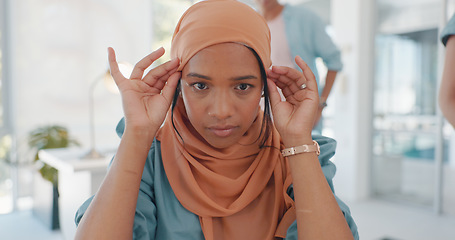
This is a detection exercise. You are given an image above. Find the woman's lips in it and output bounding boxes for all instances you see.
[209,126,236,137]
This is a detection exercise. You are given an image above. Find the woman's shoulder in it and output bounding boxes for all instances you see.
[312,135,337,165]
[441,14,455,46]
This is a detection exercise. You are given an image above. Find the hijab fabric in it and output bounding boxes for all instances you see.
[156,0,295,238]
[171,0,271,70]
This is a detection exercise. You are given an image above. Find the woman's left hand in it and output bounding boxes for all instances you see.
[267,56,319,146]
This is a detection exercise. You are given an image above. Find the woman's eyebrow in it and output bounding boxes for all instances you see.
[186,72,211,80]
[186,73,258,81]
[231,75,258,81]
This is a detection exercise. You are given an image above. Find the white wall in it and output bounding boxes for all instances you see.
[377,1,442,34]
[8,0,153,159]
[330,0,375,201]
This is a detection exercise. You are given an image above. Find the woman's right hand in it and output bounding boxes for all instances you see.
[74,48,180,240]
[108,47,181,133]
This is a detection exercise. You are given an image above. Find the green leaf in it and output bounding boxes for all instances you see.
[28,125,80,185]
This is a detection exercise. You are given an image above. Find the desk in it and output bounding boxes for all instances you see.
[39,148,112,240]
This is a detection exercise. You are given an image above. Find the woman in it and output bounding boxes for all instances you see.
[74,0,358,239]
[440,13,455,128]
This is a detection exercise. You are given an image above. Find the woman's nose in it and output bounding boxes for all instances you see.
[208,90,234,120]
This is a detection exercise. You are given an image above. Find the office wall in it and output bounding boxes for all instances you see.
[7,0,153,160]
[331,0,375,201]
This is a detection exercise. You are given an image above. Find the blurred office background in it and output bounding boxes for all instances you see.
[1,0,455,239]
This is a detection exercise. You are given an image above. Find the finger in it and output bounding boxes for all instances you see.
[271,66,306,93]
[266,78,283,111]
[266,68,280,79]
[268,69,301,100]
[142,58,180,86]
[267,75,297,103]
[160,72,181,106]
[293,56,320,104]
[130,47,166,80]
[267,68,293,91]
[295,56,318,91]
[271,66,302,83]
[108,47,127,86]
[269,75,288,90]
[152,65,179,90]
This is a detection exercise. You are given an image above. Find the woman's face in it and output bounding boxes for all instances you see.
[180,43,263,149]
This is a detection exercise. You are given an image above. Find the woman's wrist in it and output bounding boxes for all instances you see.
[124,125,157,144]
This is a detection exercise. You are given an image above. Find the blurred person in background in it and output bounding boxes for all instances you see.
[255,0,343,134]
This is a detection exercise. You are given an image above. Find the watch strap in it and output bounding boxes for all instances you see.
[281,140,320,157]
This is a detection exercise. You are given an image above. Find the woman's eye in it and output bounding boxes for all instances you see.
[235,83,251,91]
[192,82,208,90]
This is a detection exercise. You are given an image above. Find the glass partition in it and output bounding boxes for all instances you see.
[372,28,439,207]
[373,0,455,215]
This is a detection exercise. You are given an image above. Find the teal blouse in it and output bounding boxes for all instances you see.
[282,4,343,92]
[75,119,359,239]
[441,14,455,46]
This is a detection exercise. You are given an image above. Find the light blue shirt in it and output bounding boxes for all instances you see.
[441,14,455,46]
[282,4,343,92]
[75,119,359,239]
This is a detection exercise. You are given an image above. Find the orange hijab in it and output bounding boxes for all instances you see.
[156,0,295,239]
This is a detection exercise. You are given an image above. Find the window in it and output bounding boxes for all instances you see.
[151,0,193,64]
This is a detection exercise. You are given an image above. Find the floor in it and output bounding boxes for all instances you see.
[348,199,455,240]
[0,210,63,240]
[0,199,454,240]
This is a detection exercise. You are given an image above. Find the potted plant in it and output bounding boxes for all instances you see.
[29,125,79,230]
